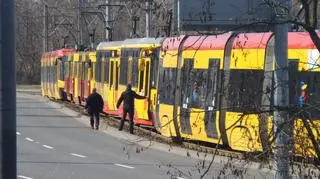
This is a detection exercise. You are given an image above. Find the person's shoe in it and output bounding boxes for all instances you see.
[95,127,99,130]
[91,126,94,129]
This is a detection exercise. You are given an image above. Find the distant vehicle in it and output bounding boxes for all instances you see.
[41,32,320,158]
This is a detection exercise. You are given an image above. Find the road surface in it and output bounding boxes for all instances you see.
[17,92,275,179]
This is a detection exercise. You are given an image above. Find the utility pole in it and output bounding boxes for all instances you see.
[78,0,83,47]
[105,0,110,41]
[0,0,16,178]
[274,0,291,178]
[172,0,180,35]
[131,16,139,38]
[145,0,152,37]
[43,4,48,52]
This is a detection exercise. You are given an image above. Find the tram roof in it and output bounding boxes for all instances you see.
[183,33,232,51]
[288,32,320,49]
[232,32,273,49]
[96,41,123,50]
[161,35,186,51]
[42,48,75,58]
[122,38,164,48]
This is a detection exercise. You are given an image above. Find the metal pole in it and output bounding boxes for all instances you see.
[274,0,290,178]
[105,0,109,41]
[172,0,180,35]
[43,4,48,52]
[146,0,152,37]
[0,0,16,178]
[172,0,178,35]
[78,0,82,47]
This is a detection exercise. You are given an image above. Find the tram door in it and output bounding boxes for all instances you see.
[107,58,119,111]
[204,59,220,138]
[137,57,150,119]
[180,59,194,134]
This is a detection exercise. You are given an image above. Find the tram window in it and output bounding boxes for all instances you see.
[139,67,145,92]
[50,64,55,83]
[151,49,159,88]
[298,71,320,118]
[145,61,150,96]
[115,61,119,90]
[40,65,43,83]
[206,59,220,108]
[127,59,133,84]
[85,63,89,81]
[158,67,176,105]
[50,66,52,83]
[95,60,100,82]
[158,67,166,103]
[64,61,68,80]
[132,58,139,87]
[104,59,109,83]
[120,57,128,85]
[47,66,50,83]
[133,50,139,58]
[73,62,77,78]
[113,50,119,57]
[78,62,82,79]
[69,61,73,78]
[110,61,114,88]
[53,65,56,82]
[59,61,65,81]
[227,70,264,112]
[190,69,207,109]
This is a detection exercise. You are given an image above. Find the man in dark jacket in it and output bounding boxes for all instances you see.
[85,88,104,130]
[116,84,146,134]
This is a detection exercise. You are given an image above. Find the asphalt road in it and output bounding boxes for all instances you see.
[17,93,275,179]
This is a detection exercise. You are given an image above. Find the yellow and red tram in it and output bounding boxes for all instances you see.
[41,49,75,100]
[41,32,320,157]
[157,32,320,154]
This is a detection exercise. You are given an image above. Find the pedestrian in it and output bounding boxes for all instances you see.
[85,88,104,130]
[116,84,146,134]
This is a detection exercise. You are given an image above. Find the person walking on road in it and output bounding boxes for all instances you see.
[85,88,104,130]
[116,84,146,134]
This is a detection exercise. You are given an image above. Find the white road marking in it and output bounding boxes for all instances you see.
[42,145,54,149]
[70,153,86,158]
[16,132,21,135]
[18,175,33,179]
[25,138,34,142]
[114,163,135,169]
[176,177,186,179]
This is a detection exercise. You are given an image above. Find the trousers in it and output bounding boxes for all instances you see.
[119,109,134,134]
[89,112,100,130]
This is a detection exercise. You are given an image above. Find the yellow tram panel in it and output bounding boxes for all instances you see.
[230,49,266,70]
[181,50,225,69]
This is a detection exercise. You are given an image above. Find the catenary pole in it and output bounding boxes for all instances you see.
[43,4,48,52]
[0,0,17,178]
[105,0,109,41]
[172,0,179,35]
[78,0,82,47]
[274,0,291,178]
[145,0,152,37]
